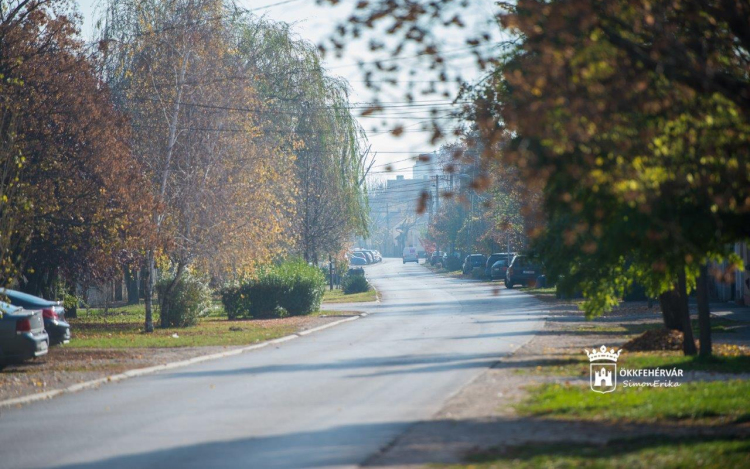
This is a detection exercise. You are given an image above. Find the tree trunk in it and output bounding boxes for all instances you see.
[696,264,712,357]
[125,267,140,305]
[658,289,684,330]
[143,251,155,333]
[677,268,698,356]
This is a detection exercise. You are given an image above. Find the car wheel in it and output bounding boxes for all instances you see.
[505,280,514,289]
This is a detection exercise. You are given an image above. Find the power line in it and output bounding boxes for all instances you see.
[249,0,306,12]
[329,44,502,70]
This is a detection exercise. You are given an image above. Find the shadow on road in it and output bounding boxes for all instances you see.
[52,417,748,469]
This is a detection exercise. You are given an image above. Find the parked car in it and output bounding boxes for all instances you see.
[430,251,444,266]
[349,256,367,266]
[361,249,380,263]
[0,302,49,368]
[351,252,368,264]
[462,254,487,275]
[505,255,543,288]
[362,251,374,263]
[485,252,513,278]
[1,289,71,345]
[402,246,419,264]
[490,258,511,281]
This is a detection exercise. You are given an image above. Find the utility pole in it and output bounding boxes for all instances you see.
[385,201,391,257]
[328,254,334,291]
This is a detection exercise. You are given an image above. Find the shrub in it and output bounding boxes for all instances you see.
[445,256,463,272]
[342,273,370,294]
[221,259,326,319]
[157,271,212,327]
[276,260,326,315]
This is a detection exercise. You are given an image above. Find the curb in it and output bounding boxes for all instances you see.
[0,313,369,410]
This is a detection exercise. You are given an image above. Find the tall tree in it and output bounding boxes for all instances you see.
[0,0,149,297]
[323,0,750,356]
[232,19,371,264]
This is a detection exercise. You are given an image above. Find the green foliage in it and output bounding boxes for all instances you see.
[221,259,326,319]
[471,1,750,319]
[341,273,370,294]
[445,256,463,272]
[464,437,750,469]
[156,271,212,328]
[275,260,327,315]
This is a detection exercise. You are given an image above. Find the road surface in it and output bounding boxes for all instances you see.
[0,259,546,468]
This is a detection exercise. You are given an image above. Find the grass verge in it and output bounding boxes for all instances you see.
[67,304,343,348]
[322,288,377,303]
[514,350,750,377]
[457,437,750,469]
[516,380,750,423]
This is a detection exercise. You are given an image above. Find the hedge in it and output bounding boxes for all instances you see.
[221,260,326,319]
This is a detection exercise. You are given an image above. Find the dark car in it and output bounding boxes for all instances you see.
[485,252,513,278]
[429,251,443,266]
[462,254,487,275]
[1,289,71,345]
[350,255,367,266]
[490,258,511,281]
[0,302,48,368]
[505,255,543,288]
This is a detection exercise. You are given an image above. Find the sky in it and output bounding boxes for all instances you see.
[72,0,501,180]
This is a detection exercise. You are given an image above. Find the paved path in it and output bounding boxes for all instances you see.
[0,259,546,469]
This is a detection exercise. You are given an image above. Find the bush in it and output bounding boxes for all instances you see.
[221,259,326,320]
[157,271,212,327]
[276,260,326,315]
[445,256,463,272]
[341,273,370,294]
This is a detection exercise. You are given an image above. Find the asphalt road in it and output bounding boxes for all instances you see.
[0,259,546,469]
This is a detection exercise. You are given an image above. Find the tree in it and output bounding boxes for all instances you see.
[323,0,750,356]
[99,1,370,329]
[232,19,372,264]
[99,0,300,329]
[0,0,149,298]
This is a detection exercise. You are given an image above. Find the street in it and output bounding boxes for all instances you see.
[0,259,546,469]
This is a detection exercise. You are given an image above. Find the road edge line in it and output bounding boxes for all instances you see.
[0,314,367,410]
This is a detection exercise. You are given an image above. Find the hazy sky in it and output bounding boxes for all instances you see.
[72,0,500,180]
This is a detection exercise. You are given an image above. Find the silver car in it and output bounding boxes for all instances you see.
[0,301,48,368]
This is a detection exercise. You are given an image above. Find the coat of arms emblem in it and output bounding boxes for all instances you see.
[585,345,622,393]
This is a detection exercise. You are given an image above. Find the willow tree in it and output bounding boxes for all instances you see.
[98,0,296,330]
[232,18,371,264]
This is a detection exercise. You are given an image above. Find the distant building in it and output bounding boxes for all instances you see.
[412,153,437,180]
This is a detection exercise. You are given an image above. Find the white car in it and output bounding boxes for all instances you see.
[402,246,419,264]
